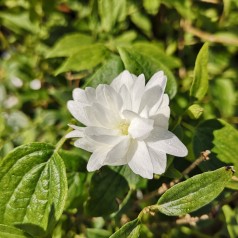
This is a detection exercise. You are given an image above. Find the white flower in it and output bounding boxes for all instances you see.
[66,70,188,179]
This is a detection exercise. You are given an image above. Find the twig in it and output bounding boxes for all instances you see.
[158,150,211,195]
[181,20,238,46]
[200,0,220,4]
[140,150,211,201]
[176,214,209,226]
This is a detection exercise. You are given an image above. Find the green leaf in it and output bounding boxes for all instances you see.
[59,149,87,172]
[0,143,67,237]
[163,0,193,19]
[190,42,209,101]
[98,0,127,32]
[194,120,238,171]
[118,46,177,98]
[54,44,108,75]
[47,33,93,58]
[222,205,238,238]
[212,78,236,117]
[133,42,181,69]
[164,162,182,179]
[114,165,146,190]
[226,177,238,190]
[86,228,111,238]
[83,55,124,88]
[84,167,129,216]
[212,120,238,171]
[114,31,137,45]
[157,167,233,216]
[0,13,37,33]
[65,172,86,209]
[0,224,31,238]
[186,104,204,120]
[143,0,161,15]
[109,219,140,238]
[130,11,152,37]
[127,225,141,238]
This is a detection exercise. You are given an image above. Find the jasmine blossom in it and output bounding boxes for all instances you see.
[67,70,187,179]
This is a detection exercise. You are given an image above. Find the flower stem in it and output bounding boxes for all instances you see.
[54,126,73,153]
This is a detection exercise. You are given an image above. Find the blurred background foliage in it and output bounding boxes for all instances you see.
[0,0,237,237]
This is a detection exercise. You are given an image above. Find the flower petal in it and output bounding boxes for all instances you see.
[139,71,167,115]
[139,85,164,116]
[103,136,131,165]
[146,71,167,91]
[67,100,89,126]
[119,85,132,111]
[65,129,84,138]
[131,74,145,113]
[150,95,170,129]
[85,87,96,102]
[84,126,123,145]
[73,88,88,104]
[147,146,167,174]
[128,141,154,179]
[128,116,154,140]
[146,127,188,157]
[68,124,84,131]
[87,147,111,171]
[84,103,121,128]
[96,84,123,112]
[74,138,98,152]
[122,110,138,121]
[110,70,134,92]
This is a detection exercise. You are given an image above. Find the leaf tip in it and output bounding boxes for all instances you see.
[225,166,235,175]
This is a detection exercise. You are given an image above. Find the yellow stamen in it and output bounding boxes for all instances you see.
[118,120,130,135]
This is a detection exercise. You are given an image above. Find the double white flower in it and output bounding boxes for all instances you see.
[66,70,187,179]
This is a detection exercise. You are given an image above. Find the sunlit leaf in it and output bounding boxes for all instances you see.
[109,219,140,238]
[83,55,124,87]
[47,33,93,58]
[133,42,181,69]
[0,143,67,237]
[157,167,233,216]
[98,0,127,32]
[54,44,108,75]
[143,0,161,15]
[212,78,236,117]
[0,224,31,238]
[130,10,152,37]
[190,42,209,101]
[118,46,177,98]
[0,12,37,33]
[212,120,238,170]
[187,104,204,120]
[226,176,238,190]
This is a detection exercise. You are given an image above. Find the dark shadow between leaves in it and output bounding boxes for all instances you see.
[193,119,225,171]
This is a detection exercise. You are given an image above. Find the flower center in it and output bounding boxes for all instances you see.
[118,120,130,135]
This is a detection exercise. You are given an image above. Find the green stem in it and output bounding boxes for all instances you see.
[137,204,160,222]
[54,126,73,152]
[110,188,134,218]
[181,121,195,133]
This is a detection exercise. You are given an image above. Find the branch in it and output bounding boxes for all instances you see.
[140,150,211,202]
[181,20,238,46]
